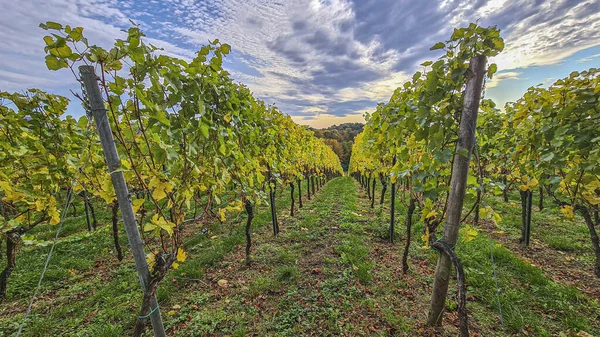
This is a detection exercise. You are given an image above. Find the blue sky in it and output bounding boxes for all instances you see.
[1,0,599,128]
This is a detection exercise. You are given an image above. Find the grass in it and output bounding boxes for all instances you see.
[0,184,295,336]
[1,177,599,336]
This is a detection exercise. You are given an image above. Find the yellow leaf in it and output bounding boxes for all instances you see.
[176,248,187,262]
[35,200,45,212]
[529,178,539,188]
[519,184,529,191]
[421,227,430,249]
[493,211,502,224]
[478,207,488,219]
[168,310,176,316]
[147,214,175,236]
[99,178,115,203]
[132,199,145,213]
[5,190,25,202]
[151,180,173,201]
[460,225,478,243]
[218,208,226,222]
[143,222,157,232]
[146,253,156,270]
[560,205,574,219]
[172,262,179,269]
[425,210,438,219]
[48,207,61,225]
[0,181,13,192]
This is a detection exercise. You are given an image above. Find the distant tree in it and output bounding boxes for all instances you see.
[311,123,364,171]
[323,139,344,159]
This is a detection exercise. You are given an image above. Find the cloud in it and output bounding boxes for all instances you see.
[486,0,600,70]
[577,53,600,63]
[0,0,192,95]
[292,112,366,129]
[486,71,522,88]
[1,0,599,126]
[164,0,404,118]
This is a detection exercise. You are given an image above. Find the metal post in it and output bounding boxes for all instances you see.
[79,65,166,337]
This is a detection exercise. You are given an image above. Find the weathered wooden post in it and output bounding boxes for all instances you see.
[390,155,397,243]
[79,65,166,337]
[427,55,487,334]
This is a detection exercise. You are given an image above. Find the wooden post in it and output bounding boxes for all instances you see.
[79,65,166,337]
[366,174,370,199]
[371,177,376,208]
[390,156,397,243]
[289,182,295,217]
[244,200,254,265]
[427,55,486,329]
[270,184,279,235]
[379,174,386,205]
[298,179,303,208]
[525,190,532,246]
[84,197,92,232]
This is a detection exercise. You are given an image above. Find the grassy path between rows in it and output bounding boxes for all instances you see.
[1,177,599,336]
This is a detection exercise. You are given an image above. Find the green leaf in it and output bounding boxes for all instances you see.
[43,36,54,46]
[493,38,504,51]
[45,55,68,70]
[430,42,445,50]
[70,27,83,41]
[540,152,554,162]
[49,44,72,58]
[151,110,170,126]
[200,123,209,138]
[218,143,227,156]
[221,43,231,54]
[487,64,497,79]
[129,37,140,48]
[451,28,464,40]
[45,21,63,30]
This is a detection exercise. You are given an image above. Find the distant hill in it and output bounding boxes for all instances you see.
[311,123,364,171]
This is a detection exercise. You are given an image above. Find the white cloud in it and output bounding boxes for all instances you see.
[491,0,600,70]
[0,0,196,94]
[486,71,522,88]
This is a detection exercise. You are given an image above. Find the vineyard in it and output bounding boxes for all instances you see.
[0,20,599,337]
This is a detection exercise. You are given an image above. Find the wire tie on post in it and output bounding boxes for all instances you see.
[138,306,159,319]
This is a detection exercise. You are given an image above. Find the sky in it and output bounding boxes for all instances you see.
[1,0,599,128]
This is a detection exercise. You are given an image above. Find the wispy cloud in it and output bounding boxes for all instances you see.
[487,71,522,88]
[577,53,600,63]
